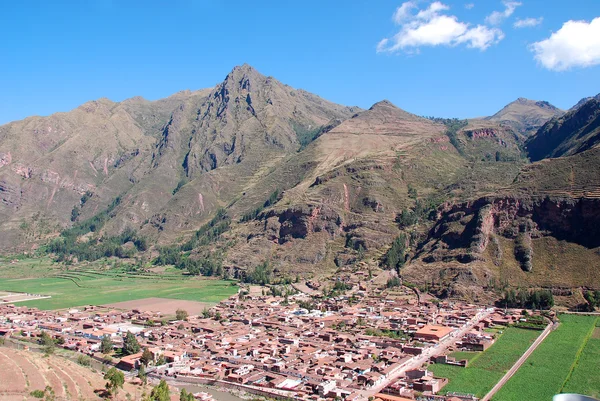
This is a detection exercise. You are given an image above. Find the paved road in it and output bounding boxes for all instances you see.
[356,308,494,401]
[481,321,556,401]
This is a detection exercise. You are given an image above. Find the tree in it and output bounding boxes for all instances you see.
[138,364,148,385]
[39,330,54,346]
[156,354,166,366]
[383,234,407,273]
[148,379,170,401]
[201,308,211,319]
[140,347,153,366]
[100,334,113,354]
[407,184,418,199]
[123,331,140,355]
[180,389,195,401]
[175,309,189,321]
[40,331,55,356]
[104,367,124,396]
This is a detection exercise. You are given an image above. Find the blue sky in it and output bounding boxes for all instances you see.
[1,0,599,124]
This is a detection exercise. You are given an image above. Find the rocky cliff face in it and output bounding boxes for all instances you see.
[527,98,600,161]
[418,196,600,267]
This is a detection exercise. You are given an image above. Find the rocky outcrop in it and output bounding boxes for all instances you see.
[263,205,342,244]
[418,196,600,268]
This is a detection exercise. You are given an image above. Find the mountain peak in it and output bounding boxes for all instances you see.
[487,97,564,134]
[227,63,263,79]
[369,99,399,111]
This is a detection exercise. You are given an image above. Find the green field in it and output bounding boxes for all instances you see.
[429,327,541,398]
[493,315,599,401]
[448,351,478,362]
[0,257,237,310]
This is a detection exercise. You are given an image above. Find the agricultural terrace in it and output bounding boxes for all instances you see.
[428,327,541,398]
[0,346,142,400]
[0,257,237,310]
[493,314,599,401]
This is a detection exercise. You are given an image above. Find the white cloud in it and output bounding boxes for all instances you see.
[531,17,600,71]
[377,1,504,53]
[485,1,521,25]
[465,3,475,10]
[393,2,417,24]
[514,17,543,28]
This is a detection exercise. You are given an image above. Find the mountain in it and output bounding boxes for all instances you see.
[526,98,600,161]
[402,100,600,305]
[1,65,598,308]
[485,97,564,135]
[570,93,600,111]
[0,64,358,248]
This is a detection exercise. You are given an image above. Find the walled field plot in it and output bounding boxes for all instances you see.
[429,327,540,398]
[104,297,210,315]
[0,258,237,310]
[560,320,600,399]
[493,315,598,401]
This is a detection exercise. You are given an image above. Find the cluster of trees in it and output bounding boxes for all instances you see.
[242,261,273,285]
[383,234,408,273]
[100,331,140,356]
[499,288,554,310]
[583,290,600,310]
[426,118,469,156]
[386,276,401,288]
[239,189,281,223]
[293,121,324,151]
[154,247,224,276]
[364,328,409,340]
[70,191,94,222]
[180,208,230,251]
[395,194,443,229]
[63,195,122,238]
[48,227,147,262]
[152,209,232,277]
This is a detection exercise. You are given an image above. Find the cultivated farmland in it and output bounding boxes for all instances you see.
[493,314,599,401]
[0,257,237,310]
[0,346,141,400]
[429,327,541,398]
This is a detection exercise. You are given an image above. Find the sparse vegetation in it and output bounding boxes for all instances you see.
[239,189,281,223]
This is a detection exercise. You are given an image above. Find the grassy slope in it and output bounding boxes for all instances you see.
[0,257,237,310]
[493,315,598,401]
[429,327,540,398]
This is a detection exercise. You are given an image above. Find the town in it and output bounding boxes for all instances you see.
[0,279,543,401]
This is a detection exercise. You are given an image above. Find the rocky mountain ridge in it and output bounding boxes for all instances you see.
[1,64,598,307]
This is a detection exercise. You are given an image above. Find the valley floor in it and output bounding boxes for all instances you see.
[0,256,237,310]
